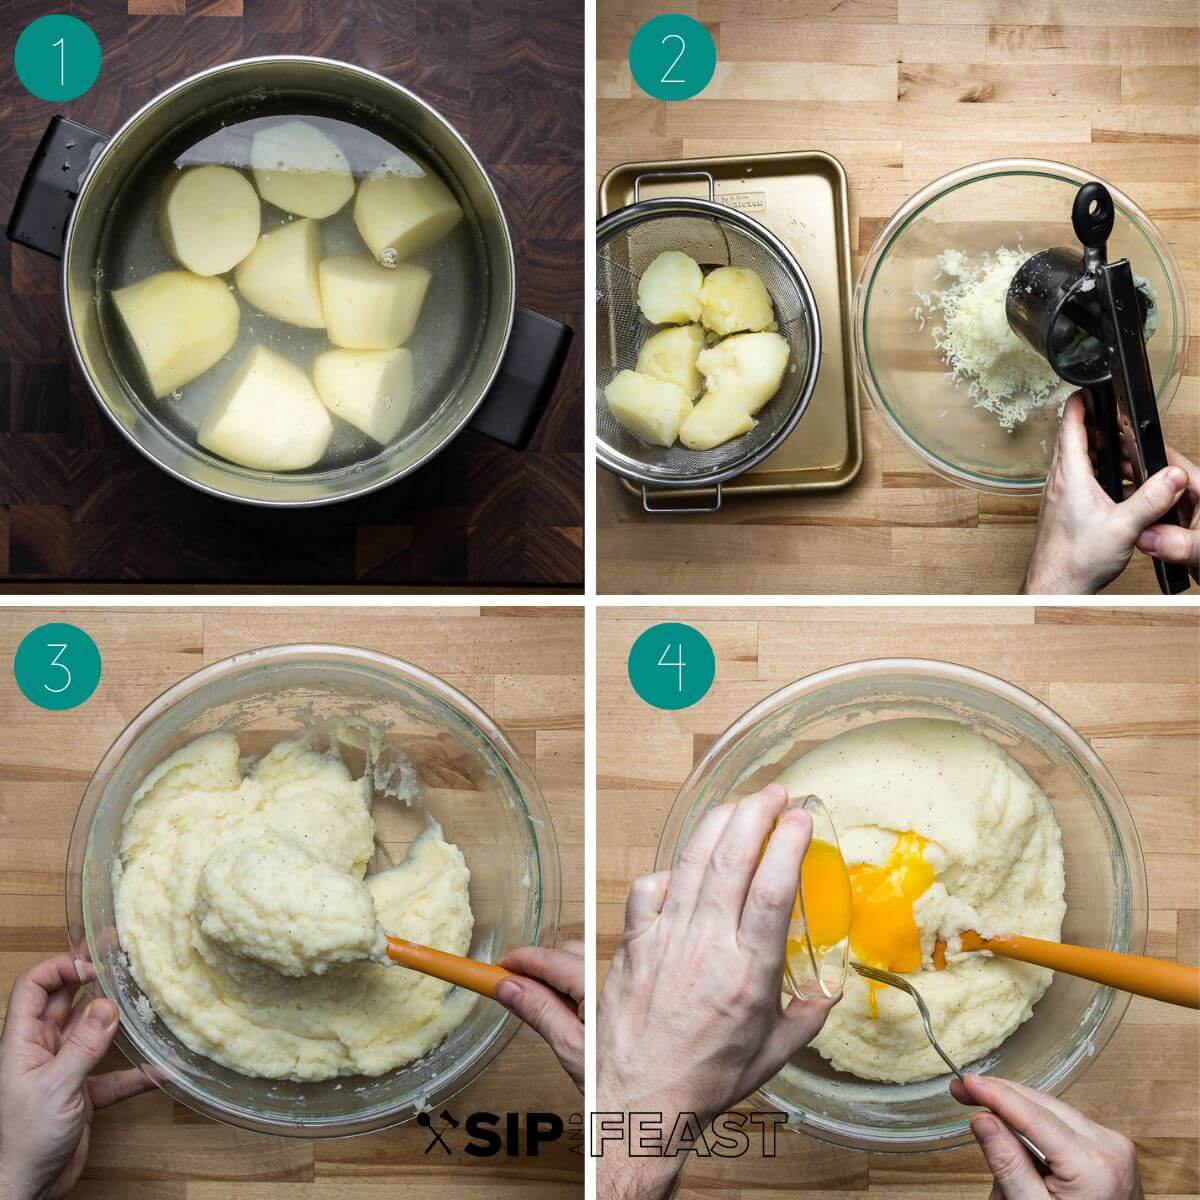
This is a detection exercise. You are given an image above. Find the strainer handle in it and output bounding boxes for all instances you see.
[633,170,716,204]
[642,483,722,514]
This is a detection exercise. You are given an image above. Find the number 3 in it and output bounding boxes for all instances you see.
[44,642,71,694]
[660,32,686,84]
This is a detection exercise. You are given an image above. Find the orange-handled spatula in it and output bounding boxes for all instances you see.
[386,936,516,1000]
[935,931,1200,1009]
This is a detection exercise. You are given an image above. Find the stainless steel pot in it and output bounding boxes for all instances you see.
[7,56,572,507]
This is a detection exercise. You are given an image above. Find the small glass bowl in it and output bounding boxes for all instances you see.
[66,644,560,1138]
[657,658,1146,1154]
[854,159,1188,494]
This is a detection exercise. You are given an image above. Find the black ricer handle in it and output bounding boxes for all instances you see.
[6,116,111,259]
[469,308,572,449]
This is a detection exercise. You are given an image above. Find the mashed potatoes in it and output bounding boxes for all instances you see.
[114,732,476,1081]
[775,718,1066,1083]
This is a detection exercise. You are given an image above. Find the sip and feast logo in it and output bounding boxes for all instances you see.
[591,1110,786,1158]
[417,1109,582,1157]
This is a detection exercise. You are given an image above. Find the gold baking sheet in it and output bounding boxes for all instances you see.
[600,151,862,498]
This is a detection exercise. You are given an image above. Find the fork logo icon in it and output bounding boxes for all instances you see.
[417,1109,460,1154]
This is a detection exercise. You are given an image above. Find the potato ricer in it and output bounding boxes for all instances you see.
[1006,181,1190,594]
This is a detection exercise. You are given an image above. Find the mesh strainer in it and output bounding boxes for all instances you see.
[597,171,821,512]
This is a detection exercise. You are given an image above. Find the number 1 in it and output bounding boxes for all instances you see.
[660,33,686,84]
[52,36,65,86]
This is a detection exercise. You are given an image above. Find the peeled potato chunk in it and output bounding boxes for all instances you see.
[319,256,431,350]
[635,324,706,401]
[605,369,693,448]
[234,218,325,329]
[354,161,463,263]
[251,121,355,219]
[637,251,703,325]
[313,348,413,445]
[161,165,260,276]
[697,331,790,415]
[679,392,757,450]
[699,266,775,336]
[111,270,239,398]
[198,345,333,471]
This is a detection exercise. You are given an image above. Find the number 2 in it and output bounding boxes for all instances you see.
[660,33,686,84]
[44,642,71,694]
[52,36,65,86]
[658,643,686,692]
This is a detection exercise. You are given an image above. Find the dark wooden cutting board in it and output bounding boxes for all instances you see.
[0,0,583,589]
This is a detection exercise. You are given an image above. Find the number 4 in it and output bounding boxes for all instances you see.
[658,642,686,692]
[44,642,71,694]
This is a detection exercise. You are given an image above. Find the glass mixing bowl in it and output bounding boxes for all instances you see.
[854,159,1189,493]
[66,645,560,1138]
[656,658,1146,1154]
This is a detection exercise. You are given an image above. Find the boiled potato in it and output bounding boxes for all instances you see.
[679,392,756,450]
[161,165,260,276]
[605,369,693,447]
[251,121,355,219]
[111,270,239,398]
[319,256,431,350]
[198,345,333,471]
[699,266,775,335]
[234,218,325,329]
[635,324,706,400]
[697,331,790,414]
[313,348,413,445]
[354,161,463,263]
[637,251,702,325]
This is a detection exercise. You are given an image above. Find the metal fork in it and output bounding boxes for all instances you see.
[851,961,1051,1176]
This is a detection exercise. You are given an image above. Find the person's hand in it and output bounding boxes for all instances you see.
[1023,392,1191,594]
[0,956,155,1200]
[952,1074,1143,1200]
[1135,444,1200,583]
[496,941,584,1091]
[598,785,835,1199]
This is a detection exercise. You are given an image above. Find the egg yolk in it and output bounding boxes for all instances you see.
[789,830,935,1019]
[786,837,852,974]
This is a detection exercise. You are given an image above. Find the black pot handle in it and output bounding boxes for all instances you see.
[469,307,572,449]
[6,116,110,260]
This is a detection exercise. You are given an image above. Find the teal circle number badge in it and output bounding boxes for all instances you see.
[628,622,715,711]
[14,623,102,711]
[629,14,717,101]
[15,15,102,103]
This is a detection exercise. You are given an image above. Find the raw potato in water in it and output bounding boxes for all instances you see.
[161,165,260,277]
[605,369,693,447]
[314,348,413,445]
[111,270,240,398]
[251,121,355,219]
[636,324,706,400]
[198,344,333,470]
[637,251,703,325]
[679,391,756,450]
[697,331,790,414]
[320,257,431,350]
[234,218,325,329]
[354,162,464,262]
[699,266,775,336]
